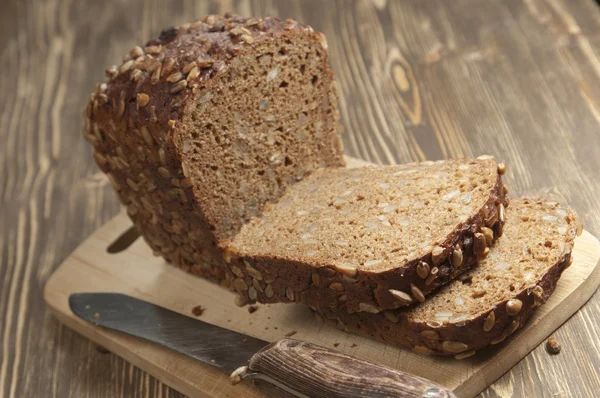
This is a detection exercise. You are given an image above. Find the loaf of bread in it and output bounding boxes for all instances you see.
[84,14,344,287]
[316,199,579,357]
[225,157,507,313]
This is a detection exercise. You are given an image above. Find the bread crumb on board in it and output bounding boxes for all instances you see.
[247,305,258,314]
[546,337,561,354]
[285,331,297,337]
[191,305,204,316]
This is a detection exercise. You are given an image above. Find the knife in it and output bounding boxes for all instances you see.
[69,293,456,398]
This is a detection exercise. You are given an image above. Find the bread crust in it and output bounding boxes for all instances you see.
[84,14,344,287]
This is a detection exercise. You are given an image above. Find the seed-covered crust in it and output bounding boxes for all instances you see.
[84,14,344,287]
[315,199,578,357]
[226,157,507,313]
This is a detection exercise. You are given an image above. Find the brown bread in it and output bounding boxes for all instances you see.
[84,14,345,287]
[316,199,579,357]
[225,157,507,313]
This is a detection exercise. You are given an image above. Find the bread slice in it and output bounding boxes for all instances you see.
[225,157,507,313]
[316,199,579,357]
[84,14,344,286]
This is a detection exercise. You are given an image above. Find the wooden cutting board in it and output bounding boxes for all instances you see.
[44,157,600,398]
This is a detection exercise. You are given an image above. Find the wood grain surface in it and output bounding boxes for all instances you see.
[2,0,600,397]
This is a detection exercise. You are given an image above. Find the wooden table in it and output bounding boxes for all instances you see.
[1,0,600,397]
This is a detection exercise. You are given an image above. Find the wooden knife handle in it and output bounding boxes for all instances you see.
[238,338,456,398]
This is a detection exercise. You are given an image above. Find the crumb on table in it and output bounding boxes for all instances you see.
[191,305,204,317]
[248,305,258,314]
[285,331,297,337]
[546,337,561,354]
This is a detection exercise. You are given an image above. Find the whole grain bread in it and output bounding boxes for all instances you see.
[225,157,507,313]
[84,14,345,287]
[316,199,579,357]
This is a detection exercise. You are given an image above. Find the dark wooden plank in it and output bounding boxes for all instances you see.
[1,0,600,397]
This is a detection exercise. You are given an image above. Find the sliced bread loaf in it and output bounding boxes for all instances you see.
[84,14,344,286]
[316,199,579,357]
[224,157,507,313]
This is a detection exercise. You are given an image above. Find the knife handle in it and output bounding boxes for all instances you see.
[233,338,456,398]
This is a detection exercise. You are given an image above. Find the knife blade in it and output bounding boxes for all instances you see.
[69,292,268,374]
[69,293,456,398]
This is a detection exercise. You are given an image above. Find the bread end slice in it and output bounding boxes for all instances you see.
[317,198,578,357]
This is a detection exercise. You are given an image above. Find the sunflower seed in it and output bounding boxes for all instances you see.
[286,287,295,301]
[252,278,263,293]
[234,278,248,292]
[455,350,476,360]
[119,60,134,74]
[234,295,247,307]
[311,273,320,287]
[136,93,150,107]
[490,335,506,345]
[126,178,139,191]
[532,285,544,306]
[452,247,463,268]
[231,266,244,278]
[497,163,506,175]
[383,311,399,323]
[364,259,381,267]
[413,345,433,355]
[416,261,430,279]
[383,205,397,213]
[245,263,263,281]
[431,246,445,265]
[186,66,200,81]
[442,189,460,201]
[389,289,412,305]
[411,284,425,303]
[170,80,187,93]
[483,311,495,333]
[506,299,522,315]
[248,286,257,301]
[334,263,357,277]
[265,284,274,298]
[474,233,486,257]
[325,281,343,292]
[267,66,280,82]
[481,227,494,245]
[507,319,520,335]
[442,341,468,353]
[420,330,440,340]
[358,303,380,313]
